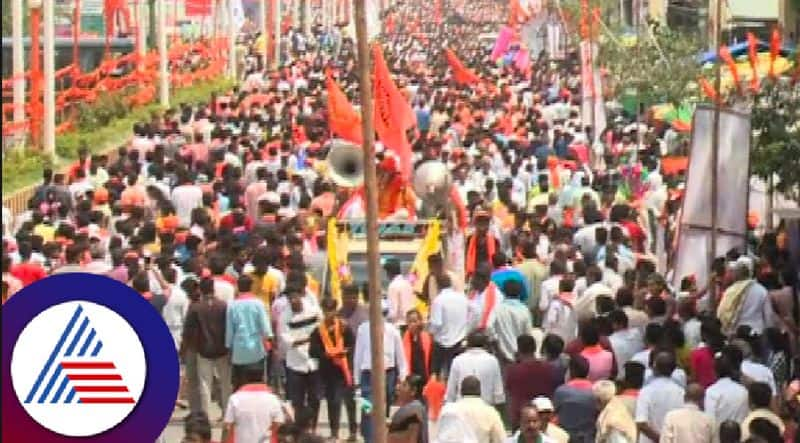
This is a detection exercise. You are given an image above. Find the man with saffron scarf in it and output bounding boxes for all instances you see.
[403,309,433,382]
[309,297,356,441]
[468,264,505,333]
[465,210,500,279]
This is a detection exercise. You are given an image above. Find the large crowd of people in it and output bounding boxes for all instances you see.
[2,0,799,442]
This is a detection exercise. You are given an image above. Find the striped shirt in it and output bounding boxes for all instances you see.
[278,304,321,373]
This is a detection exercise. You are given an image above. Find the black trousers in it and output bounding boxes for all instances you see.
[431,341,463,378]
[286,369,321,425]
[320,374,357,436]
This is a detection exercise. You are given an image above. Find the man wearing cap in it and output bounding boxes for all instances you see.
[530,397,569,443]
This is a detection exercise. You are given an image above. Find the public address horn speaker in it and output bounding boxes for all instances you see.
[327,139,364,187]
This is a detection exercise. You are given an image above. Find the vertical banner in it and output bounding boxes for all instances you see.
[671,106,752,287]
[365,0,380,40]
[547,20,564,60]
[580,40,606,137]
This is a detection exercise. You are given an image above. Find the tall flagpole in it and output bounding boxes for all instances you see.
[354,0,386,442]
[708,0,722,314]
[273,0,281,69]
[260,0,268,69]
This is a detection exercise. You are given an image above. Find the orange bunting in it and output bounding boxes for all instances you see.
[325,69,364,145]
[372,43,415,180]
[746,32,760,91]
[444,48,481,85]
[719,46,741,94]
[769,28,781,79]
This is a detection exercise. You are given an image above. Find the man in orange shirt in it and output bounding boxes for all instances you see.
[377,156,416,219]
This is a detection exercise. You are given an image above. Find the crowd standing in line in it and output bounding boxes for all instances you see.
[2,0,799,442]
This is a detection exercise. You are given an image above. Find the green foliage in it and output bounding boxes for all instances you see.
[3,77,234,193]
[599,25,703,110]
[749,79,800,203]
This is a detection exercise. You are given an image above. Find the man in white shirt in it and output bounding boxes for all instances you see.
[660,383,715,443]
[171,172,204,227]
[384,258,415,329]
[440,376,506,443]
[705,345,750,427]
[445,331,505,408]
[608,310,644,380]
[277,284,321,426]
[735,339,777,395]
[635,351,685,443]
[573,265,613,322]
[538,261,566,317]
[353,300,407,443]
[491,280,533,363]
[428,275,470,378]
[722,261,776,334]
[223,366,284,443]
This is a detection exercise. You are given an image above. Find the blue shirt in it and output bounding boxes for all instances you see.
[225,297,273,365]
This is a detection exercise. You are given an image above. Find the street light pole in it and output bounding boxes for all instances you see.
[158,0,169,107]
[43,0,55,157]
[11,0,25,130]
[353,0,386,442]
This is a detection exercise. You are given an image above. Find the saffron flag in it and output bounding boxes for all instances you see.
[326,70,363,144]
[185,0,212,16]
[372,43,414,180]
[719,46,741,94]
[746,33,760,91]
[444,49,481,85]
[769,28,782,79]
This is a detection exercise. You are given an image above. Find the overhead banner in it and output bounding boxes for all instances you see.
[671,106,752,288]
[580,40,606,138]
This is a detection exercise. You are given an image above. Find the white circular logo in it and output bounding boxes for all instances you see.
[10,301,147,437]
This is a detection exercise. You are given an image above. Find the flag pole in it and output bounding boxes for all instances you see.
[709,0,722,314]
[354,0,386,442]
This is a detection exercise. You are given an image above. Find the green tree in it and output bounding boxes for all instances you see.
[749,78,800,204]
[599,24,703,109]
[2,0,30,38]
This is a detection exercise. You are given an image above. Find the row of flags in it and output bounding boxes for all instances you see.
[327,44,477,181]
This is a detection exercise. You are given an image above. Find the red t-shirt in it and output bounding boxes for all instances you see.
[11,262,47,286]
[690,346,717,389]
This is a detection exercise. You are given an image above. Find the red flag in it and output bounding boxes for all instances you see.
[769,28,781,79]
[444,48,481,85]
[185,0,212,16]
[746,32,760,91]
[326,70,363,144]
[719,46,741,94]
[372,43,414,180]
[699,76,718,102]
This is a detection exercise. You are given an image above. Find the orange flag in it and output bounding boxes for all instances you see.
[326,69,363,144]
[699,76,718,102]
[719,46,741,94]
[372,43,414,180]
[769,28,781,79]
[444,48,481,85]
[746,32,760,91]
